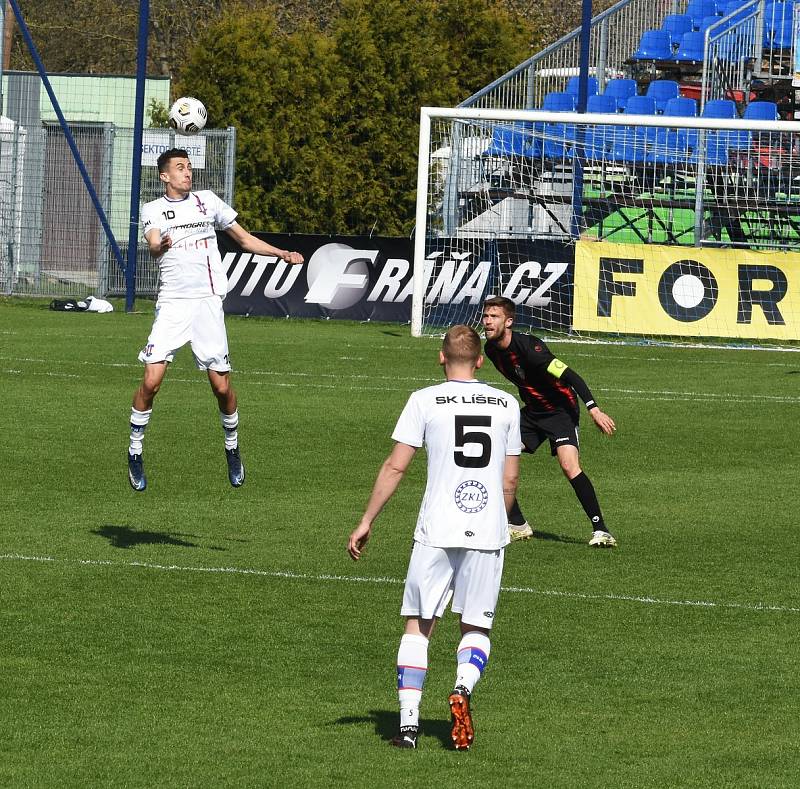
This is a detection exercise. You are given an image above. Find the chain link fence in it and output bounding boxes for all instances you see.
[0,118,235,299]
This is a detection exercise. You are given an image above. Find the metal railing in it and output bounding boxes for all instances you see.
[460,0,687,110]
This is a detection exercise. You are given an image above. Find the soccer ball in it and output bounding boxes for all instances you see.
[168,96,207,136]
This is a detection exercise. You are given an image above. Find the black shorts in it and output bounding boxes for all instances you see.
[520,407,580,457]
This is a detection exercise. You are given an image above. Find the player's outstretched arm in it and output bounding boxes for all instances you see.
[347,442,416,561]
[589,407,616,436]
[223,222,304,265]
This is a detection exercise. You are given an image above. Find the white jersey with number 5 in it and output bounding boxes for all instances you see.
[140,190,238,299]
[392,379,522,550]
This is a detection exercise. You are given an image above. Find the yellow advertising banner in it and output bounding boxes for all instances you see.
[573,241,800,341]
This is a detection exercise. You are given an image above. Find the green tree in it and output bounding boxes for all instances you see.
[179,0,531,235]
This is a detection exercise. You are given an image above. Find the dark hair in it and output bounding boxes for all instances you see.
[157,148,190,173]
[442,324,481,365]
[483,295,515,319]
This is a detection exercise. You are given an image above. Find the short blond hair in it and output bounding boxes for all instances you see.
[442,324,481,365]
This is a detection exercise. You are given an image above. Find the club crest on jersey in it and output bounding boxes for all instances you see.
[194,194,207,215]
[514,364,525,379]
[454,480,488,514]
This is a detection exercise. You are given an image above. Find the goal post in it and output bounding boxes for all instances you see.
[412,106,800,348]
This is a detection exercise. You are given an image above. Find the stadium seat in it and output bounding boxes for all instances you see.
[691,131,730,165]
[686,0,722,20]
[624,95,657,116]
[663,96,698,117]
[482,124,532,157]
[743,101,779,121]
[661,14,693,47]
[603,78,638,110]
[673,31,707,61]
[542,91,578,112]
[763,2,795,47]
[646,80,681,113]
[771,16,794,48]
[701,98,738,118]
[566,76,599,97]
[646,127,694,166]
[586,94,618,114]
[632,29,673,60]
[542,121,577,159]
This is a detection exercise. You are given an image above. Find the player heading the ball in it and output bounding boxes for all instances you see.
[127,148,304,492]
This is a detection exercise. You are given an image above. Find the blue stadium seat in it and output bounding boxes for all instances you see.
[543,121,577,159]
[482,124,532,157]
[542,91,578,112]
[772,16,794,48]
[566,76,599,97]
[702,98,737,118]
[646,128,694,165]
[603,78,638,110]
[632,30,673,60]
[686,0,722,20]
[673,31,707,61]
[663,96,698,117]
[646,80,681,113]
[624,95,658,116]
[661,14,693,46]
[691,131,730,165]
[586,94,618,114]
[743,101,779,120]
[763,2,795,47]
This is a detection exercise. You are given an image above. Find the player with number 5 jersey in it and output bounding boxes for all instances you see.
[348,325,521,752]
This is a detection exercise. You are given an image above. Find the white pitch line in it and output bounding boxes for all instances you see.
[2,355,798,404]
[2,553,798,615]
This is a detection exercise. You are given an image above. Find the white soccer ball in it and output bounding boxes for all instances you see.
[168,96,208,136]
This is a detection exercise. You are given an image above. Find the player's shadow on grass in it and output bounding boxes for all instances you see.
[532,529,585,545]
[92,524,200,550]
[336,710,452,748]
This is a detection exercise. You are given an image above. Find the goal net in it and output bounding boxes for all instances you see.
[412,107,800,348]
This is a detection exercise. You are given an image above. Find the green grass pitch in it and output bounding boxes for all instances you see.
[1,297,798,787]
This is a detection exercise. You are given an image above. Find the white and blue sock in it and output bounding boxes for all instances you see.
[455,631,491,695]
[397,633,428,729]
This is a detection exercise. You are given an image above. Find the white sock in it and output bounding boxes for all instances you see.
[397,633,428,729]
[455,631,491,695]
[220,409,239,450]
[129,408,152,456]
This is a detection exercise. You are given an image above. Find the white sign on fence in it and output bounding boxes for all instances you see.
[141,132,206,168]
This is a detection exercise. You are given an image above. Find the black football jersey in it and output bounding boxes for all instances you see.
[484,332,579,418]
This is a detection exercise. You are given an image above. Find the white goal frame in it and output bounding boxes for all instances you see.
[412,106,800,340]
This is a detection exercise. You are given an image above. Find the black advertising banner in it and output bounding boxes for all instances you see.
[494,239,575,331]
[219,232,574,328]
[219,233,414,322]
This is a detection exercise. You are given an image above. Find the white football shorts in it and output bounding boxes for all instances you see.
[401,541,505,630]
[138,295,231,372]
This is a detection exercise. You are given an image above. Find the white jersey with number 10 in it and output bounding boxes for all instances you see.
[140,190,237,300]
[392,379,522,551]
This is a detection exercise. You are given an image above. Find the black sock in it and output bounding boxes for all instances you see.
[568,471,606,531]
[508,497,527,527]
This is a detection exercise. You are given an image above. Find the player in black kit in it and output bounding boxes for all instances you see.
[482,296,617,547]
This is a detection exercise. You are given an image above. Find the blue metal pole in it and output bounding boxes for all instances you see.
[125,0,150,312]
[571,0,593,238]
[7,0,125,276]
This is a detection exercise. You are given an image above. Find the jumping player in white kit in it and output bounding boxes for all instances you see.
[348,325,521,751]
[127,148,304,491]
